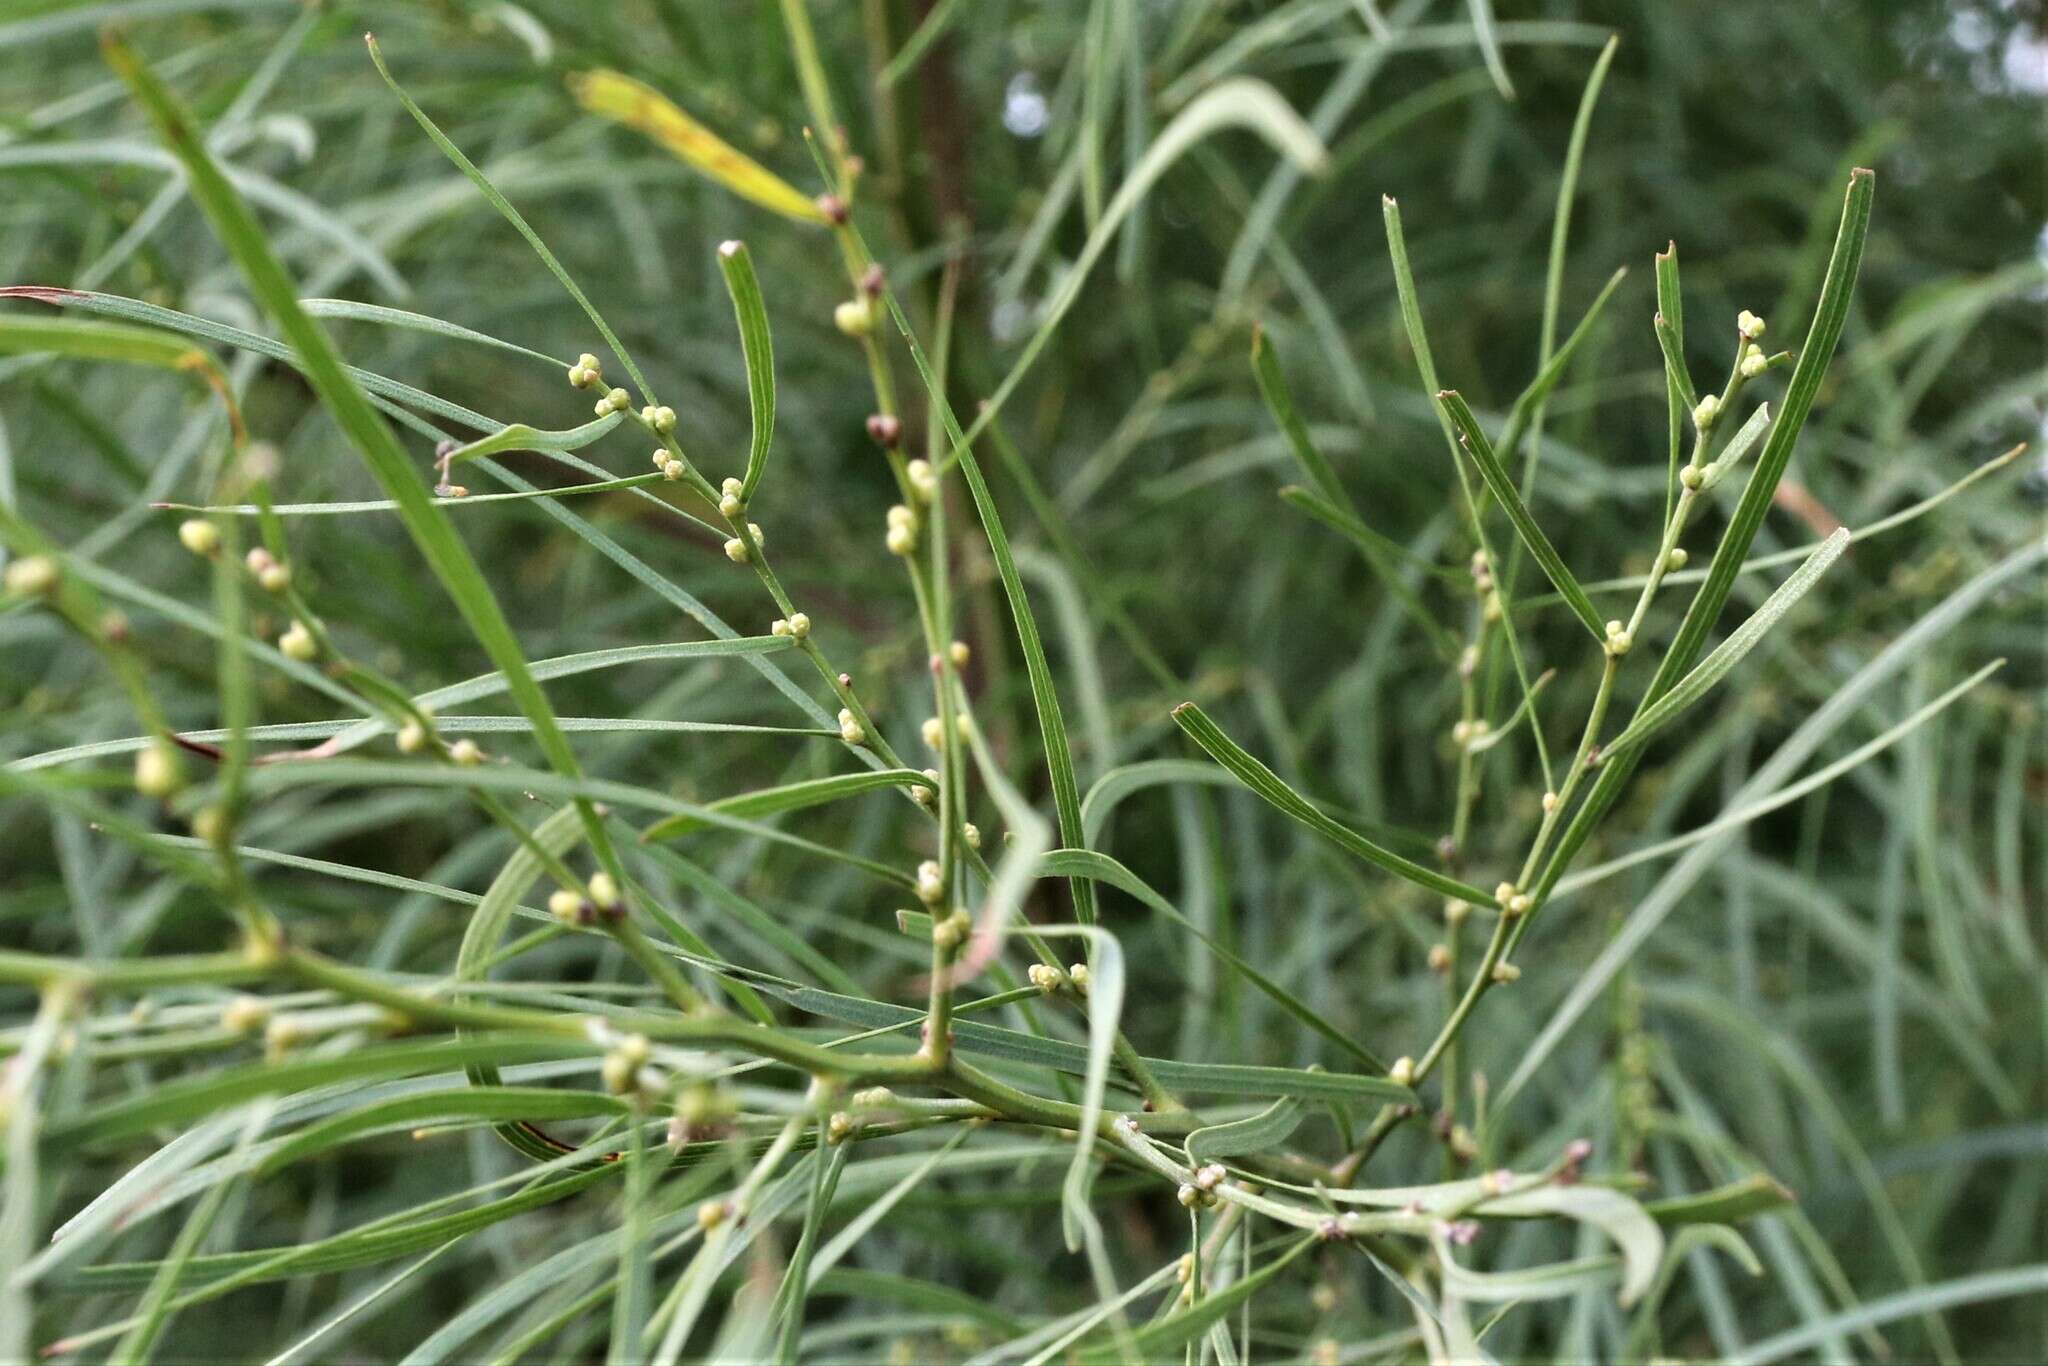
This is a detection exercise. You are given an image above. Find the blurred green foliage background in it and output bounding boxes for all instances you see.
[2,0,2042,1360]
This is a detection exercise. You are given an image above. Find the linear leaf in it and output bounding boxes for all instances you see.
[440,411,623,467]
[1603,528,1850,759]
[641,769,933,841]
[1170,702,1498,909]
[716,240,778,499]
[1436,388,1605,641]
[568,69,827,223]
[1250,324,1347,509]
[1185,1096,1305,1166]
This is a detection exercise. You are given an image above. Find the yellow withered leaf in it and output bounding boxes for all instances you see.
[567,69,826,224]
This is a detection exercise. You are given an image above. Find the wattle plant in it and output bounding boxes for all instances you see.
[1,5,2039,1363]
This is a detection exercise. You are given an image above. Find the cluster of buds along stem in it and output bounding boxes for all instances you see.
[244,547,291,593]
[723,523,764,563]
[1178,1161,1228,1209]
[833,296,876,337]
[278,619,317,661]
[1736,310,1766,342]
[220,994,270,1035]
[921,712,971,752]
[1495,880,1532,916]
[1449,717,1490,749]
[396,705,435,755]
[911,767,939,803]
[1665,547,1689,570]
[718,477,745,519]
[600,1032,652,1096]
[448,738,484,766]
[1739,341,1768,379]
[641,404,677,434]
[1691,392,1721,431]
[885,504,918,556]
[669,1084,735,1149]
[134,740,181,798]
[566,352,603,389]
[3,554,59,598]
[770,612,811,640]
[1491,960,1522,984]
[1027,962,1069,994]
[906,458,937,503]
[930,907,971,951]
[178,518,221,559]
[1469,548,1493,594]
[263,1014,305,1061]
[594,387,631,418]
[865,413,901,449]
[1389,1056,1416,1086]
[914,859,945,906]
[1603,619,1633,657]
[837,707,866,745]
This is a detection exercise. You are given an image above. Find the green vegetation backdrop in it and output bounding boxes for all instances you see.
[1,1,2042,1361]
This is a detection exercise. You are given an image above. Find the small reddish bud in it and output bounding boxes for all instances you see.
[866,413,902,448]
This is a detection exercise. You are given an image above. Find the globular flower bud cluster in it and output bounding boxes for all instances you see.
[221,995,270,1035]
[914,859,945,906]
[833,297,875,337]
[885,505,918,556]
[723,523,764,563]
[548,888,589,926]
[278,620,317,662]
[1736,310,1766,342]
[1449,717,1491,749]
[718,477,744,518]
[4,555,59,598]
[1027,963,1067,994]
[1494,880,1532,916]
[1691,392,1720,431]
[1603,619,1633,658]
[178,518,221,558]
[906,459,936,503]
[770,611,812,640]
[594,387,631,418]
[566,353,603,389]
[601,1032,652,1095]
[930,908,971,951]
[642,404,677,434]
[245,547,291,593]
[837,708,866,745]
[134,741,181,798]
